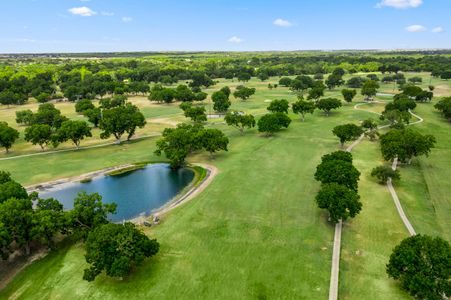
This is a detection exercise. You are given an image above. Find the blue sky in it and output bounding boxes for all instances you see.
[0,0,449,53]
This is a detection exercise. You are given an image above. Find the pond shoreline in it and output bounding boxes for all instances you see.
[26,163,218,224]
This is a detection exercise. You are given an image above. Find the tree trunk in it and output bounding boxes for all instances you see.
[25,242,30,256]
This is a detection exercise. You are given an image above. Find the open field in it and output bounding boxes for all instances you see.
[0,74,450,299]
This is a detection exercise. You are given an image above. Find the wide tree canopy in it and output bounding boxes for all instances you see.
[387,234,451,300]
[0,122,19,153]
[83,222,159,282]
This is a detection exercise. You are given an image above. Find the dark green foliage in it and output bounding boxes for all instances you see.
[233,85,256,101]
[189,72,214,88]
[56,120,92,148]
[415,90,433,102]
[83,223,159,282]
[407,76,422,84]
[279,77,292,87]
[224,111,256,134]
[155,123,204,168]
[292,99,316,121]
[380,128,436,163]
[332,124,364,147]
[32,198,65,248]
[320,151,353,164]
[346,77,365,88]
[307,81,326,100]
[24,124,54,150]
[75,99,95,113]
[434,97,451,120]
[31,103,68,129]
[180,103,207,123]
[194,91,208,101]
[315,159,360,191]
[174,85,196,102]
[201,128,229,157]
[66,192,117,238]
[315,98,342,115]
[341,89,357,103]
[15,109,34,126]
[267,99,289,114]
[325,74,344,90]
[99,104,146,142]
[387,235,451,300]
[148,84,175,103]
[0,122,19,153]
[237,72,251,82]
[401,84,423,98]
[219,86,231,98]
[211,91,231,113]
[315,183,362,223]
[371,166,400,184]
[361,80,380,100]
[99,95,127,109]
[257,113,291,136]
[290,75,315,92]
[0,180,28,204]
[83,108,102,127]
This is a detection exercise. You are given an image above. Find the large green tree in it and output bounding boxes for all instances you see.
[257,113,291,136]
[233,85,256,101]
[56,120,92,148]
[100,104,146,142]
[292,100,315,122]
[224,111,256,134]
[332,124,364,147]
[24,124,54,150]
[315,98,342,116]
[0,122,19,153]
[83,223,159,282]
[201,128,229,157]
[267,99,289,114]
[387,235,451,300]
[315,159,360,191]
[211,91,231,113]
[315,183,362,223]
[361,80,380,101]
[380,128,436,163]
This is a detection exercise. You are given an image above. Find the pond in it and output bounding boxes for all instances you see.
[38,164,195,222]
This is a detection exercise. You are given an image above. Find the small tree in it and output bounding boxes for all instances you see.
[233,85,256,101]
[279,77,292,87]
[332,124,363,147]
[257,113,291,136]
[15,110,34,126]
[24,124,54,150]
[83,223,159,281]
[211,91,231,113]
[180,103,207,123]
[361,80,380,101]
[341,89,357,103]
[56,120,92,148]
[315,183,362,223]
[434,97,451,120]
[201,128,229,157]
[325,74,344,90]
[75,99,95,114]
[224,111,256,134]
[0,122,19,153]
[361,119,379,141]
[267,99,289,114]
[371,166,400,184]
[316,98,342,116]
[386,234,451,300]
[292,100,315,121]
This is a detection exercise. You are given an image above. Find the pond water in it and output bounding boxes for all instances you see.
[38,164,195,222]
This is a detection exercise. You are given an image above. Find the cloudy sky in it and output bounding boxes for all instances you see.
[0,0,449,53]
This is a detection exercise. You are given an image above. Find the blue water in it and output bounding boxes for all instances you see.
[38,164,194,222]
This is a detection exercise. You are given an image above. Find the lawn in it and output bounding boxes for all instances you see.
[0,74,450,299]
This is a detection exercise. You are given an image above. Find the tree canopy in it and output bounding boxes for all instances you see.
[0,122,19,153]
[224,111,256,134]
[315,98,342,116]
[332,124,363,147]
[386,234,451,300]
[267,99,289,114]
[292,99,316,121]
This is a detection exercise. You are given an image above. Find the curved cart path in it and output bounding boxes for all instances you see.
[328,102,423,300]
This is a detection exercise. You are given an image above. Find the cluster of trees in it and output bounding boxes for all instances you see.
[155,123,229,168]
[434,97,451,120]
[0,72,55,105]
[148,84,207,104]
[314,151,362,223]
[0,171,159,282]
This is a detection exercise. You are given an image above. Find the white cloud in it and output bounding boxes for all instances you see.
[101,11,115,16]
[228,36,243,43]
[68,6,96,17]
[273,18,293,27]
[405,24,426,32]
[122,17,133,22]
[432,26,444,33]
[376,0,422,9]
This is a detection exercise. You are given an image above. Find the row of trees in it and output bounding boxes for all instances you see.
[314,151,362,223]
[0,171,160,282]
[8,97,147,152]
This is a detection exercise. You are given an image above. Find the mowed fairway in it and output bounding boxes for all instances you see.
[0,75,450,299]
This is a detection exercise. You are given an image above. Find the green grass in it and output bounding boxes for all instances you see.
[0,74,450,299]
